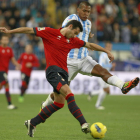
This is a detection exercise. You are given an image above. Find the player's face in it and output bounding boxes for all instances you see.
[66,27,80,39]
[77,5,91,21]
[25,45,33,54]
[0,36,9,46]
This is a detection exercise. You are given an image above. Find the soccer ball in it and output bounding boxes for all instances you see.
[90,122,107,139]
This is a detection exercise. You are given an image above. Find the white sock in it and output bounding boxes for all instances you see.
[95,89,106,108]
[107,75,124,89]
[42,93,54,107]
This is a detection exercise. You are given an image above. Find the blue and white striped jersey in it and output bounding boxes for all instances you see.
[99,52,112,71]
[62,14,91,59]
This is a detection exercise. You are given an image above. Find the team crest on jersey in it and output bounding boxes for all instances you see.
[38,27,45,31]
[67,39,70,43]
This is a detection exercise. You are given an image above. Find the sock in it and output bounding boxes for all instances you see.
[5,88,11,105]
[30,101,64,126]
[66,93,87,126]
[43,93,54,107]
[20,81,27,96]
[107,75,124,89]
[95,89,106,108]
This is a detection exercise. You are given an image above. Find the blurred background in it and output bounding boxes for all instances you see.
[0,0,140,71]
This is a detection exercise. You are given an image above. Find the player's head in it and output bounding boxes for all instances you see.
[25,44,33,54]
[105,42,112,51]
[0,35,9,47]
[65,20,83,39]
[77,1,91,21]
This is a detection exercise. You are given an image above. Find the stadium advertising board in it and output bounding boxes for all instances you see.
[0,71,139,95]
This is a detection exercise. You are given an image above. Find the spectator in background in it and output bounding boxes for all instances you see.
[113,23,120,42]
[8,18,17,29]
[26,17,38,27]
[105,0,118,17]
[0,10,4,21]
[103,17,114,41]
[130,27,139,43]
[13,10,21,26]
[121,24,131,43]
[9,1,18,16]
[23,9,32,22]
[0,2,8,13]
[4,10,12,25]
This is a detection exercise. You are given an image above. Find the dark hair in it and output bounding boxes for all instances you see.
[78,1,91,9]
[65,20,83,32]
[0,34,9,39]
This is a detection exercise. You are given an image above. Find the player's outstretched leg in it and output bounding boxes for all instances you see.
[91,65,140,94]
[121,77,139,94]
[65,93,90,134]
[25,101,64,137]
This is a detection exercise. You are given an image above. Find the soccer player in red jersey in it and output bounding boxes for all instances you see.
[0,20,139,137]
[17,44,39,102]
[0,35,21,109]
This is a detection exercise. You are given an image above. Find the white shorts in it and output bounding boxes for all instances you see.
[98,78,109,88]
[67,56,98,81]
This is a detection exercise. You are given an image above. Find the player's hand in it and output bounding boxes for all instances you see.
[0,27,10,34]
[16,64,21,70]
[107,52,114,63]
[89,33,94,38]
[26,62,32,68]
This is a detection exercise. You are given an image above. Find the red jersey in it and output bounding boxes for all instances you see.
[0,46,14,73]
[34,27,85,72]
[18,53,39,76]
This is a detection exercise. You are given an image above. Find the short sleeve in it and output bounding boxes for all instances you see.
[33,27,50,39]
[71,37,86,49]
[62,14,78,27]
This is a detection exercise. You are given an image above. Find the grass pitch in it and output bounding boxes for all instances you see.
[0,94,140,140]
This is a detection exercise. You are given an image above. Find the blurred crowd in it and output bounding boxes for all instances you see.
[0,0,140,69]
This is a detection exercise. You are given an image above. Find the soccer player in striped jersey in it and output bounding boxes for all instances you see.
[42,1,139,108]
[17,44,40,102]
[88,42,116,110]
[0,35,21,109]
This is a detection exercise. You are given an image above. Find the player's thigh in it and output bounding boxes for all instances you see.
[21,73,30,86]
[79,56,98,76]
[67,59,79,81]
[46,66,69,95]
[0,71,8,85]
[91,64,112,77]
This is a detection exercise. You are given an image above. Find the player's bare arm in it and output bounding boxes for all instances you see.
[11,57,21,69]
[89,32,94,38]
[0,27,34,34]
[85,42,114,62]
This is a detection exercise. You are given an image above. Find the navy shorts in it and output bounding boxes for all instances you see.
[21,73,30,85]
[46,66,68,94]
[0,71,8,84]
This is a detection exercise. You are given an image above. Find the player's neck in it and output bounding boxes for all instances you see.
[60,28,66,37]
[1,44,7,48]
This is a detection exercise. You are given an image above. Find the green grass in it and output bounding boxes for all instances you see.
[0,94,140,140]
